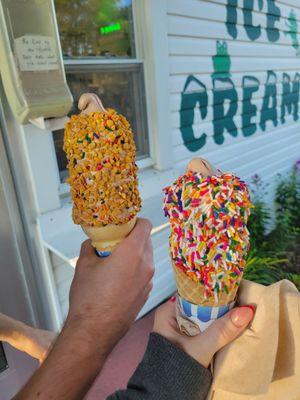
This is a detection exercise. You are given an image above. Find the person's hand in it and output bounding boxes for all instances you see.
[0,312,56,364]
[66,218,154,353]
[17,325,56,364]
[153,298,255,368]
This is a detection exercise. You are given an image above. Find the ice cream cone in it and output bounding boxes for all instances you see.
[82,217,136,256]
[172,261,237,307]
[64,93,141,257]
[163,158,252,332]
[172,262,237,332]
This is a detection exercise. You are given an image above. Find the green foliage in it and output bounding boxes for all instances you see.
[267,164,300,252]
[54,0,133,57]
[289,273,300,290]
[275,164,300,230]
[244,251,288,286]
[247,201,270,251]
[245,162,300,289]
[247,173,270,251]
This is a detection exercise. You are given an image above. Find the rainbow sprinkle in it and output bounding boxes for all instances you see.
[163,171,252,301]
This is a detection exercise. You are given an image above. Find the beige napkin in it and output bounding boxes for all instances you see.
[178,279,300,399]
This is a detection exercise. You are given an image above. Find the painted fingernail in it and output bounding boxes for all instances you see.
[230,306,254,327]
[169,296,176,303]
[240,304,256,314]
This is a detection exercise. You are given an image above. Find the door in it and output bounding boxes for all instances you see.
[0,114,38,398]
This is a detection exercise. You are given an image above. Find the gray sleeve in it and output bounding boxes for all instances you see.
[106,333,212,400]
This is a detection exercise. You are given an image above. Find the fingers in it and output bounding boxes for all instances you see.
[114,218,154,276]
[79,239,97,258]
[153,298,176,328]
[128,218,152,247]
[144,238,154,276]
[182,305,254,368]
[113,218,151,260]
[200,305,255,356]
[78,240,99,266]
[159,298,177,316]
[134,280,154,314]
[144,280,154,296]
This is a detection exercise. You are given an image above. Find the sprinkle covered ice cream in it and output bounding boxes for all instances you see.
[163,171,252,302]
[64,109,141,227]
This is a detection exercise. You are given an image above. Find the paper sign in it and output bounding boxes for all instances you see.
[14,35,59,71]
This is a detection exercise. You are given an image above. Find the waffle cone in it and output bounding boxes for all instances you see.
[82,217,136,253]
[172,261,238,307]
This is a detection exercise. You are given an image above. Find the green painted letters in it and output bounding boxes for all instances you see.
[260,71,278,131]
[243,0,263,40]
[242,76,260,136]
[226,0,281,42]
[266,0,281,42]
[213,78,238,144]
[226,0,238,39]
[281,73,300,123]
[180,76,208,152]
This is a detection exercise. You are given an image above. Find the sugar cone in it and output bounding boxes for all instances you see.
[172,261,238,307]
[82,217,136,254]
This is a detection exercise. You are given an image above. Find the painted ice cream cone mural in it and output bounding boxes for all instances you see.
[163,158,252,332]
[64,93,141,256]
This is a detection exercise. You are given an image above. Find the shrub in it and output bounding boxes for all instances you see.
[274,161,300,231]
[244,251,288,286]
[245,161,300,289]
[247,174,270,251]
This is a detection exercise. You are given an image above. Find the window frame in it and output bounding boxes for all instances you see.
[53,0,155,195]
[55,59,151,184]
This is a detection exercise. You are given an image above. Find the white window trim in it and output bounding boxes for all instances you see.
[133,0,173,171]
[24,0,173,214]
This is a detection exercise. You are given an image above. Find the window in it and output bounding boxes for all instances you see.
[53,0,149,183]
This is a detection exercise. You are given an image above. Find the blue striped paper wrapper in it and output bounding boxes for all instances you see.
[178,295,235,332]
[96,250,111,257]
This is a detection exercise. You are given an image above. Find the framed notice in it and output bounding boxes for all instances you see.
[14,35,59,72]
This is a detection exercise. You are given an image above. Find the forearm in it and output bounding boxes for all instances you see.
[0,313,27,343]
[14,321,113,400]
[107,333,212,400]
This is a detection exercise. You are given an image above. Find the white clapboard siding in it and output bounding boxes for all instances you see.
[170,55,300,74]
[173,114,299,148]
[168,0,300,24]
[172,102,295,129]
[213,0,298,8]
[169,37,298,58]
[173,122,300,166]
[171,82,292,112]
[170,70,300,94]
[168,15,294,46]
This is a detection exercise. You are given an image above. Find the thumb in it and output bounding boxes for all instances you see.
[200,305,255,357]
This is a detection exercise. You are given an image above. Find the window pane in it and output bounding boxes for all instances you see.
[54,0,135,58]
[53,64,149,183]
